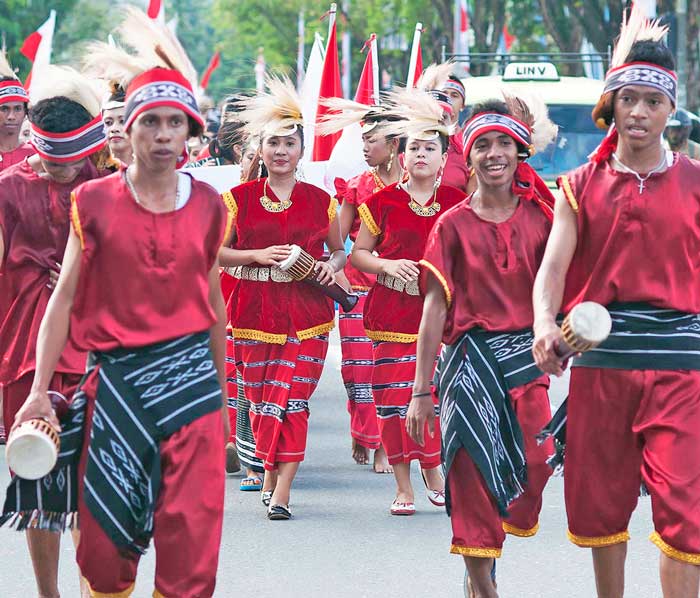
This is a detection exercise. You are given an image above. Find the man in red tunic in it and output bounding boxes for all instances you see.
[0,51,33,172]
[0,66,109,598]
[533,9,700,597]
[8,10,229,595]
[408,97,557,597]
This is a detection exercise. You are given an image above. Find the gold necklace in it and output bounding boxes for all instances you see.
[259,179,293,213]
[370,168,386,193]
[404,182,441,217]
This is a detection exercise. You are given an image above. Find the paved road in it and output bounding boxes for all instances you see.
[0,330,661,597]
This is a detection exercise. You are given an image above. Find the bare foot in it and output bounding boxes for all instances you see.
[421,466,445,492]
[373,446,393,474]
[352,438,370,464]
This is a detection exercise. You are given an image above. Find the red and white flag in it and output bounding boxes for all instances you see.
[407,22,424,88]
[354,34,379,106]
[147,0,164,21]
[312,4,343,162]
[20,10,56,90]
[200,51,221,90]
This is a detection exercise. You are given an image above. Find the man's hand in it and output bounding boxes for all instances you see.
[406,394,435,446]
[533,320,566,376]
[11,390,60,433]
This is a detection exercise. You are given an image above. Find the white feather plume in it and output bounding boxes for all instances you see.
[0,50,19,80]
[316,98,378,136]
[29,66,102,117]
[611,3,669,69]
[416,62,453,91]
[380,86,452,140]
[237,75,304,137]
[501,88,558,154]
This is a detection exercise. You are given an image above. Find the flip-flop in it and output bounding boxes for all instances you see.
[421,469,446,507]
[239,476,263,492]
[390,499,416,516]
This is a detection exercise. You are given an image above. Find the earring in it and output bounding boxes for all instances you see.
[435,168,443,188]
[295,162,305,181]
[257,158,263,180]
[386,151,394,173]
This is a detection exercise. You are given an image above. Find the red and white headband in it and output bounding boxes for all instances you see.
[0,79,29,105]
[124,67,204,132]
[30,115,108,163]
[462,112,532,160]
[603,62,677,106]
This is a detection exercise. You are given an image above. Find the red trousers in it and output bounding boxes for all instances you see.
[339,293,380,450]
[76,374,225,598]
[371,341,441,467]
[566,368,700,564]
[234,336,328,470]
[449,378,553,558]
[3,370,82,436]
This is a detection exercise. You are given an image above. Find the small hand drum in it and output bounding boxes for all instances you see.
[555,301,613,359]
[6,418,60,480]
[278,244,359,312]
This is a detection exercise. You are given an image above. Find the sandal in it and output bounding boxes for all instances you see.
[239,476,263,492]
[267,504,292,520]
[390,499,415,516]
[261,489,274,507]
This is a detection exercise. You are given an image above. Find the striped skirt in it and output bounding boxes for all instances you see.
[372,341,441,467]
[225,328,237,444]
[234,335,328,470]
[234,370,264,473]
[339,292,380,449]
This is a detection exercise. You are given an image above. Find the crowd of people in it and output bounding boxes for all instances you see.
[0,4,699,598]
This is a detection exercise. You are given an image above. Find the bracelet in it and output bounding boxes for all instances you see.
[411,391,432,398]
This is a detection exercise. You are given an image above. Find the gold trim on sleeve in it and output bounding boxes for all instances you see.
[567,529,630,548]
[450,545,502,558]
[419,259,452,308]
[221,191,238,220]
[70,192,85,250]
[328,197,339,223]
[357,203,381,236]
[650,532,700,565]
[559,176,579,214]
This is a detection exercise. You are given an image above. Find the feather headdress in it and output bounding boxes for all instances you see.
[416,62,453,92]
[0,50,19,80]
[237,75,304,138]
[29,65,101,117]
[84,7,197,90]
[380,86,453,141]
[502,89,558,155]
[316,98,391,136]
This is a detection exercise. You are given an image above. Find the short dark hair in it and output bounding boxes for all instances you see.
[625,40,675,71]
[29,96,92,132]
[0,76,28,114]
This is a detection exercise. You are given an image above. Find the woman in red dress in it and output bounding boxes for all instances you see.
[352,88,465,515]
[219,76,345,520]
[319,101,404,473]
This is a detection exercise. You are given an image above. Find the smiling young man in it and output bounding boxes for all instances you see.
[532,10,700,598]
[407,98,557,597]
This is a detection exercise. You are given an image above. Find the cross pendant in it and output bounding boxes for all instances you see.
[638,180,645,194]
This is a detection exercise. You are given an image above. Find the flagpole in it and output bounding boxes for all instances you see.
[328,3,336,37]
[341,0,351,98]
[453,0,459,56]
[406,22,422,86]
[371,35,379,104]
[297,9,305,90]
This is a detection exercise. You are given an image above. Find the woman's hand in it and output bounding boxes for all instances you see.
[47,262,61,290]
[406,394,435,446]
[381,259,420,283]
[253,245,292,266]
[314,261,336,286]
[11,390,60,433]
[532,319,566,376]
[334,269,351,292]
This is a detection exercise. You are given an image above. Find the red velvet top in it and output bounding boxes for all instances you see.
[558,153,700,314]
[223,179,337,344]
[70,170,228,352]
[0,143,34,173]
[358,183,465,342]
[442,135,469,193]
[420,197,551,345]
[335,170,385,290]
[0,159,103,384]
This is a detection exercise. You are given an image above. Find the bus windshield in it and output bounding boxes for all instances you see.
[528,104,606,179]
